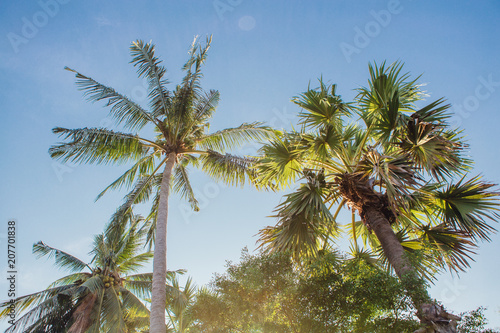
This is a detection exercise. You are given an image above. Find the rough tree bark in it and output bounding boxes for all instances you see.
[364,206,460,333]
[338,173,460,333]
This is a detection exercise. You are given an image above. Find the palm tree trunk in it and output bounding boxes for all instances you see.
[364,206,413,279]
[364,206,460,333]
[150,152,176,333]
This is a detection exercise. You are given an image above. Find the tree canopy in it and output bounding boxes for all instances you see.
[254,62,500,332]
[188,249,421,332]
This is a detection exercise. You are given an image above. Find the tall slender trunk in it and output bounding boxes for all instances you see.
[364,206,460,333]
[150,152,176,333]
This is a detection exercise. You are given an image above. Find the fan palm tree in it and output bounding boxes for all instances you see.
[49,36,274,332]
[0,216,178,332]
[254,62,499,333]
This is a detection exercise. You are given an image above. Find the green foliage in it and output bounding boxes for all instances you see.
[166,276,197,333]
[299,257,420,333]
[189,249,297,332]
[457,307,499,333]
[188,249,422,332]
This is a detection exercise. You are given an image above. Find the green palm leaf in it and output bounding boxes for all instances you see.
[179,89,220,141]
[173,163,199,211]
[48,272,92,288]
[0,285,75,319]
[4,292,74,333]
[197,122,275,153]
[293,80,351,129]
[96,152,159,201]
[119,253,154,275]
[258,174,337,258]
[33,241,90,272]
[100,287,127,332]
[65,67,158,130]
[78,275,104,294]
[254,133,306,189]
[432,176,499,240]
[419,223,476,273]
[201,150,257,186]
[130,40,171,119]
[120,288,150,329]
[49,127,152,165]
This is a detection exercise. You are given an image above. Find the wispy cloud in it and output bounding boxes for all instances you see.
[94,15,119,28]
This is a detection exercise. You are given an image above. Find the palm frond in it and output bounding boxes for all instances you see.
[32,241,90,272]
[413,98,451,124]
[124,271,184,300]
[254,133,306,189]
[197,122,275,153]
[357,61,423,116]
[130,40,171,119]
[123,274,154,301]
[432,176,499,240]
[201,150,257,187]
[257,176,337,259]
[48,273,92,288]
[144,191,160,248]
[119,288,150,328]
[14,297,74,333]
[49,127,151,165]
[65,67,157,131]
[293,79,352,130]
[377,228,440,282]
[78,275,104,294]
[115,171,164,222]
[0,285,76,320]
[419,224,476,273]
[307,125,343,162]
[118,252,154,275]
[348,246,380,267]
[397,118,467,179]
[100,287,127,332]
[357,149,419,207]
[96,152,160,201]
[171,36,212,136]
[172,164,199,211]
[4,292,74,333]
[179,89,220,141]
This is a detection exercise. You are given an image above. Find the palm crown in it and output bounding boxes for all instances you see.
[0,215,177,332]
[255,62,499,331]
[50,36,272,233]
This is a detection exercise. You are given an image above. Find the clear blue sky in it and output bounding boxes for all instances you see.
[1,0,500,330]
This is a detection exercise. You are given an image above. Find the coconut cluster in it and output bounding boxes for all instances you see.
[101,275,120,288]
[93,268,122,288]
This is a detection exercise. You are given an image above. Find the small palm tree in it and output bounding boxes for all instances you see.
[49,36,274,332]
[0,216,177,332]
[255,62,499,332]
[165,277,196,333]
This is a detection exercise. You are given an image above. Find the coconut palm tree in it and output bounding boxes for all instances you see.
[165,276,196,333]
[49,36,274,332]
[0,216,178,332]
[254,62,499,333]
